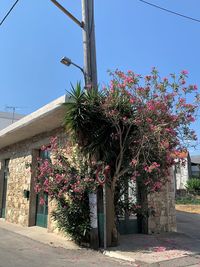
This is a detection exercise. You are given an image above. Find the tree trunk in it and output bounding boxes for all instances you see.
[137,182,149,234]
[105,185,119,246]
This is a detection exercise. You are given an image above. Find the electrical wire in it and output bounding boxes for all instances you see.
[0,0,20,26]
[138,0,200,23]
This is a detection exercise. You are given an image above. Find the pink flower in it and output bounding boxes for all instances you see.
[131,159,137,166]
[147,104,155,111]
[193,84,198,90]
[50,136,58,150]
[187,115,195,122]
[44,179,49,186]
[131,176,136,181]
[181,79,186,85]
[152,182,162,191]
[146,118,153,123]
[104,165,110,172]
[161,140,170,149]
[34,184,41,193]
[144,162,160,173]
[55,174,63,183]
[145,75,151,81]
[39,198,45,205]
[144,178,151,185]
[171,115,178,122]
[127,70,134,75]
[153,246,166,252]
[153,93,158,98]
[181,70,188,75]
[125,77,135,84]
[130,97,135,104]
[123,116,128,121]
[179,98,185,105]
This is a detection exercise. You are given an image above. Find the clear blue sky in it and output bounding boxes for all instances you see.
[0,0,200,154]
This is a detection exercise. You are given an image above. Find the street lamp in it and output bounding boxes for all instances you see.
[60,56,87,86]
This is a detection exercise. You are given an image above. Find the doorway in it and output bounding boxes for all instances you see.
[35,149,50,228]
[117,180,139,235]
[35,192,48,228]
[1,159,10,218]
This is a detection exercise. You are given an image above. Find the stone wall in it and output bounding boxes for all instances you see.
[0,125,177,240]
[6,153,32,226]
[147,171,177,234]
[0,127,67,230]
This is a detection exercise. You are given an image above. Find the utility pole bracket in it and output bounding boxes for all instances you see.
[51,0,84,28]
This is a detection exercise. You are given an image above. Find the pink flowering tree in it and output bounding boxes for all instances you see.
[35,69,199,245]
[34,138,99,243]
[64,69,199,239]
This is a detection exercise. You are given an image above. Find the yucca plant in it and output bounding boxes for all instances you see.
[64,83,116,162]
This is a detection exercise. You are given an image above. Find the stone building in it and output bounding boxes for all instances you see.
[0,95,67,230]
[0,95,176,246]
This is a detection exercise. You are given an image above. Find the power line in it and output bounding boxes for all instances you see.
[0,0,20,26]
[138,0,200,23]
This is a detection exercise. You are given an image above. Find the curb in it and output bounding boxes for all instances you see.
[103,250,136,263]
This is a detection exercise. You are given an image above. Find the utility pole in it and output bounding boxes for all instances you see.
[51,0,98,89]
[82,0,99,250]
[6,106,17,123]
[81,0,98,90]
[51,0,99,249]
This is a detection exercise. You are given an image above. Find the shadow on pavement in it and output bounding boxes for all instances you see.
[105,211,200,266]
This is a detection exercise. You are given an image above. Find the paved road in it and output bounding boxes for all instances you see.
[0,211,200,267]
[0,228,134,267]
[176,210,200,240]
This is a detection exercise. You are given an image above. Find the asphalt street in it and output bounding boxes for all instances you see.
[176,210,200,240]
[0,211,200,267]
[0,227,134,267]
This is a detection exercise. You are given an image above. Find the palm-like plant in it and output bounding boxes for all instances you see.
[64,83,116,162]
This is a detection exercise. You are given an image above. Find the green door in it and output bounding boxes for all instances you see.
[36,192,48,228]
[35,149,50,228]
[117,180,139,235]
[1,159,10,218]
[117,215,138,235]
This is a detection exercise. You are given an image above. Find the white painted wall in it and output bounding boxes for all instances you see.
[174,158,189,190]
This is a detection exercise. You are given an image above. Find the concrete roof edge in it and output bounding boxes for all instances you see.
[0,95,68,138]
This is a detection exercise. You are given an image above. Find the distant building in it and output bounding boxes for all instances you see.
[174,151,191,190]
[0,111,25,130]
[190,155,200,178]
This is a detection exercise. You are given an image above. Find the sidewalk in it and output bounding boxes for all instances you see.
[104,233,200,266]
[1,218,200,266]
[0,218,79,250]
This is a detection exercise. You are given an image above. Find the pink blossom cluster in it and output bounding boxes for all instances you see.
[103,68,199,194]
[34,138,100,204]
[144,162,160,173]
